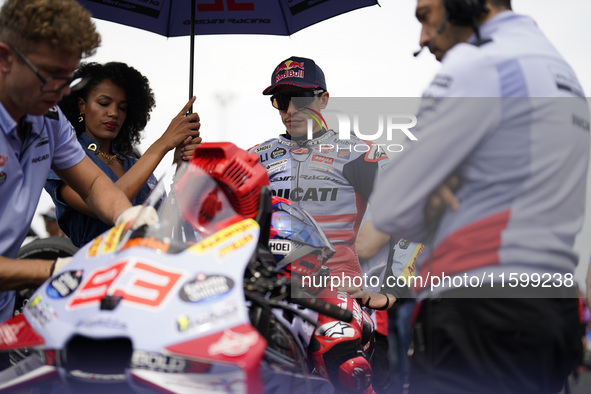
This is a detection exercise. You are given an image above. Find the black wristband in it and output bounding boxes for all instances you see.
[362,297,372,308]
[373,295,391,310]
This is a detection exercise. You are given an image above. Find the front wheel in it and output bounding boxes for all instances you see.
[15,236,78,315]
[11,237,78,365]
[17,236,78,260]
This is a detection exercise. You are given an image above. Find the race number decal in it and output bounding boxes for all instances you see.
[68,260,183,310]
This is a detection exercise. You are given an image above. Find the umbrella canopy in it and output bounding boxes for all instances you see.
[78,0,378,37]
[77,0,379,100]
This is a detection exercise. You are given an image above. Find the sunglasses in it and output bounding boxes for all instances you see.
[270,89,324,111]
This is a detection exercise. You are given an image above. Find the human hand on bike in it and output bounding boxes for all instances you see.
[340,286,396,310]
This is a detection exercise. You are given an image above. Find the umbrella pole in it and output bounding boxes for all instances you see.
[189,0,196,113]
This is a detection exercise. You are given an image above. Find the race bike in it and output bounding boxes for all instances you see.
[0,143,369,394]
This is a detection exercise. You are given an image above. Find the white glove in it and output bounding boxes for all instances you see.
[115,206,159,230]
[51,257,72,276]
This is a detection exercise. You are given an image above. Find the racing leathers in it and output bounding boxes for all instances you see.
[249,129,387,280]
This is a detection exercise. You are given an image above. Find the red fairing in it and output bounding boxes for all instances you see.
[0,314,44,350]
[165,323,267,394]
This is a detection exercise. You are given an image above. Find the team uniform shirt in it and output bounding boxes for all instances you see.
[0,104,85,322]
[45,132,158,248]
[249,129,387,279]
[370,11,590,296]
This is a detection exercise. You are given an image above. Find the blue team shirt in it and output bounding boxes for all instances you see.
[0,103,85,322]
[45,132,158,248]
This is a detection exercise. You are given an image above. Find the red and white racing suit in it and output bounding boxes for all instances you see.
[249,129,387,280]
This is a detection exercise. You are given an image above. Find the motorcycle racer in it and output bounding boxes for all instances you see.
[248,56,388,282]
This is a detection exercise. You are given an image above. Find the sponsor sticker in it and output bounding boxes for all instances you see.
[254,143,272,153]
[27,296,57,327]
[290,147,310,155]
[69,370,126,382]
[189,219,258,254]
[0,321,25,345]
[177,302,238,333]
[338,150,351,159]
[121,236,170,252]
[265,159,288,171]
[47,270,83,298]
[366,144,388,162]
[308,164,333,173]
[271,147,287,159]
[219,234,253,257]
[268,240,291,255]
[179,274,234,303]
[316,321,356,338]
[32,154,49,164]
[75,318,127,330]
[208,330,259,357]
[87,236,103,257]
[275,60,305,83]
[131,351,186,373]
[398,239,410,250]
[267,165,286,176]
[102,224,125,254]
[311,155,334,165]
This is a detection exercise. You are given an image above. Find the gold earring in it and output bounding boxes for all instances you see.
[78,112,84,123]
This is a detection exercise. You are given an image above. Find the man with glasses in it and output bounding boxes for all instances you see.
[368,1,589,392]
[249,56,387,393]
[0,0,143,344]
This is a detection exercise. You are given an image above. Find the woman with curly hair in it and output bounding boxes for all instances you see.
[45,61,201,247]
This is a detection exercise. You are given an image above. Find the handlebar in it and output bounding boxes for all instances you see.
[289,287,353,323]
[245,257,353,323]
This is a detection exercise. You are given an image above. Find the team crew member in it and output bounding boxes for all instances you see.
[249,56,387,280]
[0,0,147,334]
[370,0,589,392]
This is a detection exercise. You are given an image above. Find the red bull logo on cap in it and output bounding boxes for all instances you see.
[275,60,305,83]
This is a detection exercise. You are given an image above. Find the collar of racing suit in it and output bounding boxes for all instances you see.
[281,128,328,142]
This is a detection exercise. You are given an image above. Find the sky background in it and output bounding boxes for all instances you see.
[24,0,591,289]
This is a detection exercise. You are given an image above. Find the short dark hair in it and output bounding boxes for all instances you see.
[59,62,155,155]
